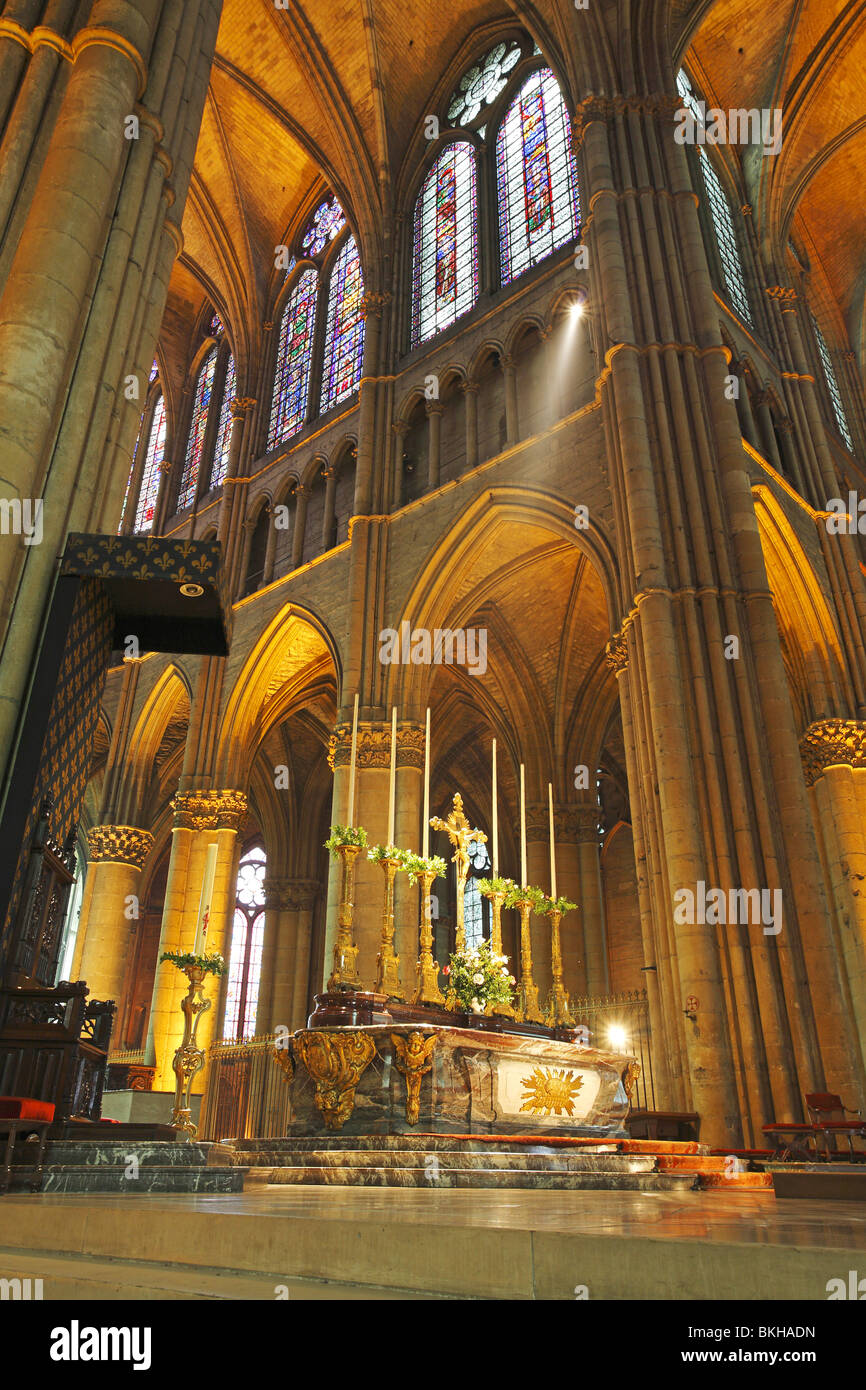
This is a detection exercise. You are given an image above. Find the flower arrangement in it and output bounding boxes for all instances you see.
[159,949,227,977]
[476,876,517,898]
[395,849,447,884]
[367,842,402,864]
[444,938,516,1015]
[537,894,578,915]
[502,881,548,911]
[324,824,368,852]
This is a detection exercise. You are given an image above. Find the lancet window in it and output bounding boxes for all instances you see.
[177,349,217,511]
[496,67,580,286]
[210,353,236,489]
[411,143,479,346]
[223,843,267,1041]
[320,235,365,413]
[134,394,166,533]
[269,269,318,448]
[676,70,753,328]
[812,315,853,451]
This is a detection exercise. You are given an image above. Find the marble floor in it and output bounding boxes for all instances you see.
[2,1187,864,1299]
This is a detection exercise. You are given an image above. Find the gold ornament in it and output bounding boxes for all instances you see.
[327,843,362,989]
[430,792,486,953]
[376,857,403,998]
[519,1067,584,1117]
[293,1030,377,1131]
[514,897,543,1023]
[391,1031,437,1125]
[622,1059,641,1101]
[544,908,575,1027]
[169,966,212,1137]
[171,789,248,831]
[413,868,445,1005]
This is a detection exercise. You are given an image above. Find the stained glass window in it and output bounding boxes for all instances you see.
[677,70,753,328]
[134,394,166,533]
[177,349,217,511]
[210,354,236,489]
[302,197,346,257]
[149,359,159,383]
[812,314,853,451]
[496,68,580,286]
[223,844,267,1041]
[210,311,224,336]
[448,40,521,127]
[320,236,365,413]
[463,839,491,950]
[269,269,318,449]
[412,143,478,346]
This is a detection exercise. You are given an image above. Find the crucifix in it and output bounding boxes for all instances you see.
[430,792,487,953]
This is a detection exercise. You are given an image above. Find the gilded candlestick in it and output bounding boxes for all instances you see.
[327,842,362,990]
[170,965,212,1137]
[480,885,517,1019]
[376,855,403,998]
[545,908,574,1026]
[413,868,444,1005]
[514,896,543,1023]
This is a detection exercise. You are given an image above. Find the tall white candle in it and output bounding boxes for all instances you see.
[347,692,359,826]
[388,705,397,845]
[422,707,430,857]
[548,781,557,900]
[519,763,527,888]
[492,738,498,876]
[194,842,218,955]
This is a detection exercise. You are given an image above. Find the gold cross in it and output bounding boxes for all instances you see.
[430,794,487,953]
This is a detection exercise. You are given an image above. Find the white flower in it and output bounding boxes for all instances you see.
[473,972,484,984]
[470,997,483,1013]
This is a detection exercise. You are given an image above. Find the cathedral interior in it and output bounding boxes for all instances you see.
[1,0,865,1307]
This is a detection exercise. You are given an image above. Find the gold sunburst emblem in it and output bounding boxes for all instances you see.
[519,1067,584,1117]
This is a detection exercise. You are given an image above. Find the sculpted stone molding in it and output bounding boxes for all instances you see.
[87,825,154,869]
[605,628,629,675]
[264,878,320,913]
[765,286,798,312]
[171,789,248,831]
[328,721,425,772]
[229,396,256,420]
[800,720,866,786]
[526,805,600,841]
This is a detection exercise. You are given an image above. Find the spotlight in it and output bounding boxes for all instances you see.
[570,299,585,319]
[570,286,589,318]
[607,1024,628,1050]
[179,582,204,598]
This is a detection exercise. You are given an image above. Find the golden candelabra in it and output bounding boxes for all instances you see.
[544,908,574,1027]
[375,855,404,998]
[479,885,518,1019]
[430,792,486,954]
[327,842,362,990]
[413,868,444,1005]
[170,965,212,1137]
[514,897,543,1023]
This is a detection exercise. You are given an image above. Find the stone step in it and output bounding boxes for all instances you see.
[7,1165,246,1195]
[23,1141,213,1168]
[245,1147,660,1173]
[233,1134,627,1155]
[696,1172,774,1190]
[264,1165,699,1191]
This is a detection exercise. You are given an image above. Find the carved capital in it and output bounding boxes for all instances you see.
[230,396,256,420]
[525,804,599,842]
[800,719,866,786]
[765,286,798,312]
[328,720,425,772]
[87,825,154,869]
[264,877,320,912]
[171,789,248,831]
[461,381,480,396]
[361,291,391,318]
[605,629,629,675]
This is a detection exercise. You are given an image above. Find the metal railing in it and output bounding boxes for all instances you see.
[198,1034,291,1142]
[106,1048,145,1066]
[571,988,655,1111]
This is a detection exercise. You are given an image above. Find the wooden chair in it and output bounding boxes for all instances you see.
[0,1097,55,1193]
[805,1092,866,1160]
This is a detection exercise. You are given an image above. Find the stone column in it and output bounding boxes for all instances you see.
[259,877,320,1032]
[143,789,247,1094]
[502,355,519,445]
[262,505,278,586]
[753,390,783,472]
[321,464,337,547]
[462,381,479,471]
[390,422,408,509]
[73,826,154,1004]
[393,724,426,975]
[292,483,310,570]
[801,720,866,1067]
[426,401,442,491]
[218,397,256,569]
